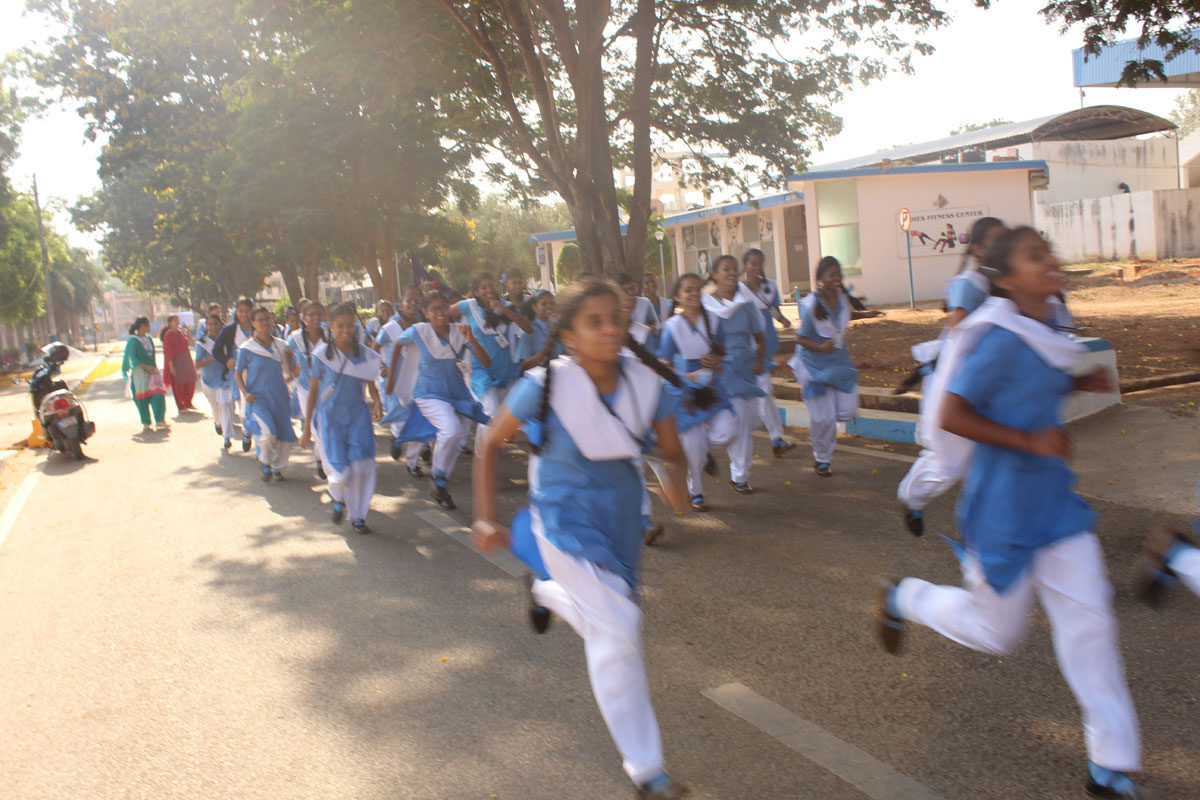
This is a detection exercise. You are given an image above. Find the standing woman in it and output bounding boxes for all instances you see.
[790,256,863,477]
[378,287,425,472]
[122,317,168,432]
[161,314,198,414]
[473,279,691,800]
[391,292,491,510]
[300,303,384,534]
[879,228,1143,800]
[235,307,297,482]
[213,298,256,452]
[739,249,795,457]
[702,255,765,494]
[195,312,235,451]
[452,272,533,450]
[285,301,327,478]
[658,273,737,511]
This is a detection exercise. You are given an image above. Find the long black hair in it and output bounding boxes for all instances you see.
[129,316,149,336]
[300,300,326,363]
[530,278,715,454]
[670,272,724,356]
[325,302,361,360]
[812,256,843,321]
[471,272,506,329]
[959,216,1006,274]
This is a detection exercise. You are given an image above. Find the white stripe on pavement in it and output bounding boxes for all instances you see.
[414,508,525,578]
[0,469,41,551]
[702,682,945,800]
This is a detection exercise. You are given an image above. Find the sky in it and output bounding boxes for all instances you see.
[0,0,1189,251]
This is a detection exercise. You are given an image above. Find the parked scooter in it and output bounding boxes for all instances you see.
[30,344,96,460]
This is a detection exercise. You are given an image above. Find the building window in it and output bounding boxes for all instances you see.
[682,221,720,274]
[723,212,778,283]
[815,180,862,277]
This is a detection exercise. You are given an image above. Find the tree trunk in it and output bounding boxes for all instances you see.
[302,253,321,301]
[622,0,656,279]
[277,260,303,306]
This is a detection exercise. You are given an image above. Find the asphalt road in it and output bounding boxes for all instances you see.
[2,356,1199,800]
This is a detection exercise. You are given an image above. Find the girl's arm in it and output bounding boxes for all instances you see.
[283,349,297,381]
[519,352,544,371]
[299,376,320,448]
[751,330,766,374]
[195,355,214,368]
[651,416,688,511]
[236,369,255,404]
[941,392,1070,460]
[367,379,383,422]
[945,307,969,329]
[385,340,404,395]
[461,325,492,368]
[795,334,834,354]
[471,406,524,552]
[498,300,534,334]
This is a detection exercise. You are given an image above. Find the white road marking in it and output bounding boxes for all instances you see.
[702,682,945,800]
[414,508,525,577]
[0,469,41,551]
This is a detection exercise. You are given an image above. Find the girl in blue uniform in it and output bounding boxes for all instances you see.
[285,302,327,478]
[392,292,491,510]
[702,255,765,494]
[473,279,691,800]
[235,307,297,482]
[790,256,862,477]
[739,248,795,458]
[517,290,560,371]
[639,273,672,355]
[658,273,737,511]
[451,273,533,450]
[194,312,235,452]
[878,228,1143,800]
[300,303,384,534]
[378,287,425,471]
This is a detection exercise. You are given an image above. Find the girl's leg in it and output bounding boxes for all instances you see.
[897,451,958,511]
[1033,533,1141,773]
[532,533,666,786]
[181,381,195,409]
[1167,544,1200,595]
[834,386,859,422]
[679,425,708,498]
[134,397,152,426]
[150,394,166,423]
[172,383,186,412]
[893,556,1034,655]
[415,398,465,482]
[756,372,784,442]
[725,397,755,484]
[473,387,500,452]
[346,457,376,522]
[806,391,836,464]
[218,400,234,441]
[404,441,422,470]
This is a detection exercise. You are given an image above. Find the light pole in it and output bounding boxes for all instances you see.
[654,229,666,296]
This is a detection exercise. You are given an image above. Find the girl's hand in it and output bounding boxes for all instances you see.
[299,427,311,449]
[815,340,835,354]
[371,401,383,422]
[471,519,510,554]
[1024,427,1071,460]
[459,323,475,341]
[245,393,256,404]
[380,365,389,379]
[751,359,764,375]
[699,354,721,369]
[1074,367,1113,394]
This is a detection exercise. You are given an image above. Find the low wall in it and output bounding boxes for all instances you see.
[1035,187,1200,263]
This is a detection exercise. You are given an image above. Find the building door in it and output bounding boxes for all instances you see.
[783,205,810,293]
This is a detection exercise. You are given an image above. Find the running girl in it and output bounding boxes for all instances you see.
[379,287,425,472]
[285,301,327,478]
[473,279,690,800]
[235,307,297,482]
[658,273,737,511]
[517,290,561,371]
[195,312,235,451]
[213,298,255,452]
[878,227,1143,800]
[739,248,795,458]
[300,303,385,534]
[392,292,491,510]
[703,255,765,494]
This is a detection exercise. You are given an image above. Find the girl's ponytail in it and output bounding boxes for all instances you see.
[624,334,718,411]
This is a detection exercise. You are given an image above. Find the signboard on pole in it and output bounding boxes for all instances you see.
[899,206,911,232]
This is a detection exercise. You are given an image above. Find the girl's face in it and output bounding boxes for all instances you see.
[561,294,624,363]
[252,312,274,336]
[744,253,764,281]
[138,322,150,335]
[331,314,357,346]
[714,258,739,291]
[642,274,657,297]
[475,278,497,302]
[376,302,393,321]
[994,232,1063,299]
[532,294,554,322]
[818,265,843,293]
[236,304,253,327]
[505,275,524,297]
[425,298,449,325]
[400,292,420,319]
[619,283,638,314]
[675,277,702,310]
[303,306,324,331]
[207,315,222,334]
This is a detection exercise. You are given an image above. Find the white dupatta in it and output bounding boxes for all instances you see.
[311,342,383,383]
[239,336,287,363]
[413,321,468,361]
[662,312,715,361]
[464,298,510,350]
[382,320,421,404]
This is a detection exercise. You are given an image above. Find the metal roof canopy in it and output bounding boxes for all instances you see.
[1073,31,1200,88]
[809,105,1175,173]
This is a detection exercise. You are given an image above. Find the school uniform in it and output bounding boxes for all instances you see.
[516,317,563,366]
[657,312,737,499]
[505,355,676,787]
[235,336,298,473]
[214,321,253,439]
[393,322,489,485]
[376,317,423,468]
[286,329,326,463]
[789,291,857,466]
[458,298,519,450]
[700,294,764,485]
[738,279,786,445]
[311,345,383,524]
[893,297,1140,774]
[195,334,234,443]
[632,295,670,355]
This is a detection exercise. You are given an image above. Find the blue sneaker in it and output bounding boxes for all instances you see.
[690,495,709,512]
[1086,762,1145,799]
[260,465,271,482]
[637,773,688,799]
[814,462,833,477]
[351,519,370,535]
[331,501,346,524]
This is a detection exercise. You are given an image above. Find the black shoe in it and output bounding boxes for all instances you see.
[352,520,370,535]
[260,465,271,482]
[271,470,284,481]
[704,454,717,476]
[407,465,424,478]
[730,481,753,495]
[316,462,327,481]
[331,501,346,524]
[390,440,403,460]
[1086,775,1147,799]
[241,435,252,453]
[459,443,473,456]
[636,775,689,799]
[690,495,710,512]
[223,439,232,452]
[525,573,551,634]
[904,508,924,538]
[431,485,456,510]
[877,578,904,655]
[644,522,665,546]
[1134,525,1188,606]
[814,461,833,477]
[420,444,432,463]
[772,440,795,458]
[214,423,222,436]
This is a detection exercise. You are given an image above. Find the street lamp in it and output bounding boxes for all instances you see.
[654,229,666,296]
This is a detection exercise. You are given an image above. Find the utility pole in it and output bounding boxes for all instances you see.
[32,175,57,342]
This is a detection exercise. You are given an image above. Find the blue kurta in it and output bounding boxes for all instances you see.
[945,272,989,314]
[235,344,297,442]
[712,301,766,400]
[195,342,228,389]
[517,318,564,364]
[657,317,733,432]
[311,350,378,473]
[393,324,489,443]
[797,293,858,399]
[948,326,1095,592]
[458,299,518,397]
[506,369,673,589]
[743,280,782,364]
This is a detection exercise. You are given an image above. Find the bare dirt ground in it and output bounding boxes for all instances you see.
[812,259,1200,416]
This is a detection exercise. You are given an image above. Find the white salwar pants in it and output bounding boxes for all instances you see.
[532,531,665,785]
[895,533,1141,772]
[323,456,377,523]
[680,409,737,497]
[414,397,468,480]
[726,397,756,484]
[295,384,322,463]
[473,387,502,452]
[897,450,965,511]
[805,386,858,464]
[201,383,234,441]
[252,432,293,472]
[1169,546,1200,596]
[756,371,784,442]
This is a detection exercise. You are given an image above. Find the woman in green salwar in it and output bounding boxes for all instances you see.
[122,316,169,432]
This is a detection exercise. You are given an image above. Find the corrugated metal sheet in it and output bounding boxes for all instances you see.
[1073,31,1200,88]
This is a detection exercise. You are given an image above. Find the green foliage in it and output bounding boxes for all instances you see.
[272,296,292,320]
[435,195,571,289]
[949,118,1011,136]
[1169,89,1200,137]
[0,193,45,323]
[556,243,583,285]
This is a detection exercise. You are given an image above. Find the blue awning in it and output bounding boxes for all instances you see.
[786,159,1050,184]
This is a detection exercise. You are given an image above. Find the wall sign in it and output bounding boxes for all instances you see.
[895,205,989,259]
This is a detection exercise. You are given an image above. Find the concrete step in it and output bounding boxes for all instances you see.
[775,399,919,445]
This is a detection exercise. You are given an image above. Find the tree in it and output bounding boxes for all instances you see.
[1168,89,1200,138]
[556,243,583,285]
[435,195,571,288]
[949,118,1011,136]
